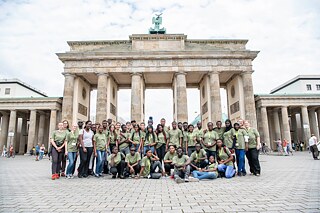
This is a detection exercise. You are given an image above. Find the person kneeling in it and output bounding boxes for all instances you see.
[163,145,177,176]
[189,143,208,171]
[125,147,141,178]
[107,146,125,179]
[173,147,191,183]
[217,139,235,178]
[138,149,163,179]
[192,155,218,180]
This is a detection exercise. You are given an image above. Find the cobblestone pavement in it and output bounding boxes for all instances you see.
[0,152,319,213]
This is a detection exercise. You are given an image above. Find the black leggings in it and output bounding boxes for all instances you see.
[156,145,166,162]
[110,160,125,177]
[51,147,64,174]
[246,148,261,175]
[78,147,93,176]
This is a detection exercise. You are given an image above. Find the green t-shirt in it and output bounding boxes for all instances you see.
[190,149,207,162]
[246,128,260,149]
[203,130,219,151]
[144,133,156,146]
[108,132,117,145]
[187,132,197,147]
[217,147,233,166]
[119,132,131,149]
[168,129,183,147]
[231,128,248,150]
[103,128,109,137]
[94,133,107,151]
[195,128,204,142]
[182,130,188,148]
[140,130,146,141]
[156,131,168,149]
[213,127,226,140]
[52,130,67,147]
[107,152,124,165]
[140,156,151,177]
[164,151,177,161]
[125,152,141,165]
[207,162,218,176]
[172,155,189,169]
[66,131,78,152]
[130,131,142,146]
[223,129,234,149]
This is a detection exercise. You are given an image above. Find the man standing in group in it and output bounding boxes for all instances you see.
[309,134,319,160]
[195,122,204,144]
[168,121,183,149]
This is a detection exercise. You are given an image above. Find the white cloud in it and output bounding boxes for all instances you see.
[1,0,319,123]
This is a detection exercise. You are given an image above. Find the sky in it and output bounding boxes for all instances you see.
[1,0,319,123]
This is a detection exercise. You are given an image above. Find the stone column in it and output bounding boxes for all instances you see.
[96,73,109,123]
[209,71,222,123]
[131,73,144,122]
[37,113,46,145]
[61,73,75,124]
[309,109,319,139]
[48,110,57,149]
[19,118,27,154]
[273,109,281,141]
[317,109,320,138]
[291,113,298,145]
[301,106,311,144]
[27,110,37,152]
[281,106,292,148]
[241,71,257,129]
[175,72,188,122]
[0,112,9,152]
[260,106,270,148]
[7,110,17,149]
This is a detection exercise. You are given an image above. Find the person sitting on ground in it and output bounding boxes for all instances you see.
[216,139,235,178]
[138,149,163,179]
[192,155,218,180]
[163,145,177,176]
[172,147,191,183]
[188,143,208,171]
[107,146,125,179]
[35,144,40,161]
[125,147,141,178]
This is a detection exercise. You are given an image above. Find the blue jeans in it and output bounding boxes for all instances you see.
[192,171,217,180]
[235,149,246,174]
[66,152,77,176]
[218,164,235,178]
[95,150,106,175]
[39,151,44,160]
[143,146,155,155]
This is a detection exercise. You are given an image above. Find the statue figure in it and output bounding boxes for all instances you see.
[149,13,166,34]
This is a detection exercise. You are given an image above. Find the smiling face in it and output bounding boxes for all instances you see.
[207,122,214,131]
[177,148,183,157]
[98,125,104,133]
[58,122,64,130]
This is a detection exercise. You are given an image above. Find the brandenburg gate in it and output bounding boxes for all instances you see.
[57,31,259,128]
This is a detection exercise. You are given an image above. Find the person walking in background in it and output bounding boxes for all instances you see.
[309,134,319,160]
[39,144,45,160]
[282,139,289,156]
[35,143,40,161]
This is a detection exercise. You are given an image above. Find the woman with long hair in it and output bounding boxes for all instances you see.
[93,124,108,178]
[78,120,94,178]
[65,124,79,179]
[155,124,168,162]
[217,139,235,178]
[129,124,142,152]
[107,124,118,153]
[222,119,234,150]
[143,126,157,155]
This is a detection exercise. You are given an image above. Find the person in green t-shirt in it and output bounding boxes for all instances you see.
[168,121,183,148]
[129,124,142,152]
[172,147,191,183]
[107,124,118,153]
[107,146,125,179]
[222,119,234,149]
[195,122,204,143]
[232,123,249,176]
[213,121,226,140]
[182,122,189,152]
[102,120,109,136]
[163,145,177,175]
[217,139,236,179]
[50,122,67,180]
[186,124,197,156]
[244,120,261,176]
[65,124,79,179]
[143,126,157,155]
[93,125,108,178]
[155,124,168,162]
[139,149,163,179]
[201,122,219,160]
[160,118,170,133]
[125,147,141,178]
[187,143,208,171]
[118,124,131,156]
[192,155,218,180]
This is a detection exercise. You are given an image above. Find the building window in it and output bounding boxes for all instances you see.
[306,84,312,91]
[316,84,320,90]
[5,88,10,95]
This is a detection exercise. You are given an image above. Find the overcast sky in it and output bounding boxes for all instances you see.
[1,0,319,123]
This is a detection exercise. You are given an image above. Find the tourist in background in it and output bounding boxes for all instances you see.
[35,143,40,161]
[217,139,235,178]
[282,138,288,156]
[39,144,45,160]
[192,155,218,180]
[308,134,319,160]
[65,124,79,179]
[78,120,94,178]
[202,122,219,160]
[155,124,168,162]
[50,122,67,180]
[232,122,248,176]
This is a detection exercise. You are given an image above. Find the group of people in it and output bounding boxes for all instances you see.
[49,117,262,183]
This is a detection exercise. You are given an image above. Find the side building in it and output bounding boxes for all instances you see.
[0,79,62,154]
[255,75,320,150]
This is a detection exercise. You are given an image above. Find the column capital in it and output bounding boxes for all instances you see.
[62,72,75,77]
[96,72,109,77]
[175,71,187,76]
[208,70,220,75]
[130,72,142,77]
[241,70,254,76]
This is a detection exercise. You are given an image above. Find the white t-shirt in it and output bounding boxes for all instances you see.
[308,136,317,146]
[80,129,94,147]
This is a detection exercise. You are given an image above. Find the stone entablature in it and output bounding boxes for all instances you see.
[255,94,320,107]
[0,97,62,110]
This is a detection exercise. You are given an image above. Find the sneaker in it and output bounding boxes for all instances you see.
[131,174,135,178]
[51,174,56,180]
[61,172,66,177]
[55,174,60,179]
[175,177,184,184]
[67,175,71,179]
[70,175,74,179]
[184,177,189,182]
[94,174,100,178]
[120,175,125,179]
[237,172,242,177]
[189,177,199,182]
[78,174,83,178]
[112,175,116,179]
[99,173,103,177]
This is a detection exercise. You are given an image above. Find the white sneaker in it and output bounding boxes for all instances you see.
[184,177,189,182]
[175,177,184,184]
[189,177,199,182]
